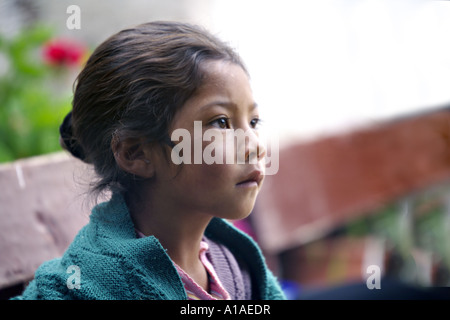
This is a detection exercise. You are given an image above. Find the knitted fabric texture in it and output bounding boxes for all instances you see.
[12,193,286,300]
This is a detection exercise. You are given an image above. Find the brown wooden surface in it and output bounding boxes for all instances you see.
[0,152,90,289]
[254,109,450,253]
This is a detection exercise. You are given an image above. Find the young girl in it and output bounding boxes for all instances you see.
[14,21,285,300]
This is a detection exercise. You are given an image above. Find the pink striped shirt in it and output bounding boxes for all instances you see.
[135,230,230,300]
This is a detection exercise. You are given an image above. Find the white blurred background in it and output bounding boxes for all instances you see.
[209,0,450,142]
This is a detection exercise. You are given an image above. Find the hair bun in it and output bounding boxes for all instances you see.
[59,111,86,161]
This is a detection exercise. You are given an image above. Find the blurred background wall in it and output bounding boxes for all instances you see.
[1,0,450,299]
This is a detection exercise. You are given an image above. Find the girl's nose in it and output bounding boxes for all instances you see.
[244,130,266,164]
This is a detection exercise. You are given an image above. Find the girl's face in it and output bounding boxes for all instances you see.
[152,60,266,220]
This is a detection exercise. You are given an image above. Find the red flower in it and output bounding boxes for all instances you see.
[42,38,87,67]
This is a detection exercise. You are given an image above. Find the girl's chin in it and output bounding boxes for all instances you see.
[216,205,256,221]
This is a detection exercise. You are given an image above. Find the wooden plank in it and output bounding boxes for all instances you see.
[254,109,450,253]
[0,152,90,289]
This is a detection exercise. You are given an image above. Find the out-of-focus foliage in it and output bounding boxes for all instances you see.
[0,24,86,163]
[346,186,450,286]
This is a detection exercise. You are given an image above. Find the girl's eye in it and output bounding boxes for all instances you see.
[210,117,230,129]
[250,118,262,129]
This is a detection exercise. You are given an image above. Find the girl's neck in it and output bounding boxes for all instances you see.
[124,188,212,276]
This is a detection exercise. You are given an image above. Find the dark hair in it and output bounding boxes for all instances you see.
[60,21,247,198]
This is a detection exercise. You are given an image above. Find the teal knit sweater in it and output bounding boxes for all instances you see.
[13,193,285,300]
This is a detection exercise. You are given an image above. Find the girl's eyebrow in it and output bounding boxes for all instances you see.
[197,100,258,113]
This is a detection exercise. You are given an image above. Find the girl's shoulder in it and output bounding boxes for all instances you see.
[205,218,286,300]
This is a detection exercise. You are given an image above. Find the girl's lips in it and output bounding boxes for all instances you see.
[236,180,259,188]
[236,170,264,187]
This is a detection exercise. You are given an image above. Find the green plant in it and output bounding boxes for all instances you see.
[0,24,85,163]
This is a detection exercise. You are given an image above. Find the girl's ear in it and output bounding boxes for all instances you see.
[112,137,155,179]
